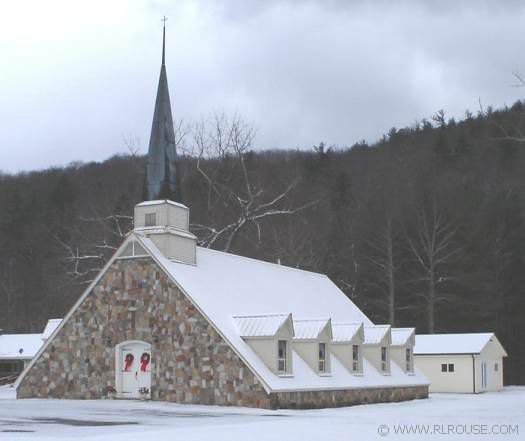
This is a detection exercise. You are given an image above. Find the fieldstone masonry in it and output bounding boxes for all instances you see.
[17,256,428,408]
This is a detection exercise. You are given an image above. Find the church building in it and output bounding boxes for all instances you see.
[15,24,429,409]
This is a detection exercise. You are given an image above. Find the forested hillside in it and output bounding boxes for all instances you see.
[1,104,525,384]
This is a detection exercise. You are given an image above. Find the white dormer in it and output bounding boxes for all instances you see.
[391,328,416,374]
[330,322,364,374]
[292,318,333,375]
[234,313,294,376]
[363,325,392,375]
[133,200,197,265]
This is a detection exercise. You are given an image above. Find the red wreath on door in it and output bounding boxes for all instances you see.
[140,352,150,372]
[124,353,134,371]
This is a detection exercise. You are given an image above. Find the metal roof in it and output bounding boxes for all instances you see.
[331,323,363,342]
[233,314,292,338]
[293,319,332,340]
[391,328,415,346]
[414,333,507,356]
[146,24,180,201]
[363,325,391,345]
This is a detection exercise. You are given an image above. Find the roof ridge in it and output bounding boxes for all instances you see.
[233,313,290,319]
[197,246,329,279]
[293,318,331,322]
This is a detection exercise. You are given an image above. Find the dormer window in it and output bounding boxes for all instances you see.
[145,212,156,227]
[318,343,326,372]
[381,346,388,372]
[352,344,359,372]
[277,340,288,373]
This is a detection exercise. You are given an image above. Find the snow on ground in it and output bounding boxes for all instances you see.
[0,385,523,440]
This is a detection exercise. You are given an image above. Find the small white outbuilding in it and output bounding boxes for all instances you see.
[414,333,507,393]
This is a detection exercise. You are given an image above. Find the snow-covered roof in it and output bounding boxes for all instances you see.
[132,226,196,240]
[0,334,43,360]
[331,323,363,343]
[42,319,62,341]
[293,319,332,340]
[136,199,187,209]
[414,333,507,356]
[233,314,291,338]
[391,328,415,347]
[18,231,428,392]
[134,235,426,391]
[363,325,391,345]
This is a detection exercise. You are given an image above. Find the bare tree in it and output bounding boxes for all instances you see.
[365,212,400,325]
[189,112,318,252]
[408,203,463,333]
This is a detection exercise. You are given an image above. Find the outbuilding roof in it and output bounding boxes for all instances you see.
[414,333,507,356]
[0,334,43,360]
[42,319,62,341]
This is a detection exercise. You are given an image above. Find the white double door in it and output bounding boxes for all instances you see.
[118,341,151,398]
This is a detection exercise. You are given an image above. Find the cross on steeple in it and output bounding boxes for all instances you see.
[161,16,168,66]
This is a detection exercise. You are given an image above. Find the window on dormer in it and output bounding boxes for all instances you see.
[381,346,388,372]
[405,347,413,372]
[277,340,287,373]
[318,343,326,372]
[352,344,359,372]
[145,212,156,227]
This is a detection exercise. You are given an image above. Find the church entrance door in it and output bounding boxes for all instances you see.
[116,340,151,399]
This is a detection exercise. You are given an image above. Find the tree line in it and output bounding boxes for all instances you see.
[1,103,524,384]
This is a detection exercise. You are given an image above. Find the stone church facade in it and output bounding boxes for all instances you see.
[17,258,269,407]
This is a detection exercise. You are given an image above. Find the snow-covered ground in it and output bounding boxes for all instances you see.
[0,385,523,440]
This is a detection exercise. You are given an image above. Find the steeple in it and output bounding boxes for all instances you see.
[145,17,181,202]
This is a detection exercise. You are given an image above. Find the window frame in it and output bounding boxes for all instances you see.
[277,340,288,373]
[441,363,448,372]
[405,347,413,372]
[318,342,327,373]
[448,363,455,372]
[145,212,157,227]
[380,346,388,372]
[352,344,360,372]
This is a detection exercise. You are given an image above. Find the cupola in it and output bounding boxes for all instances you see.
[133,200,197,265]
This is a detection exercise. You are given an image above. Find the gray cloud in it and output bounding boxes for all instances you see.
[1,0,525,172]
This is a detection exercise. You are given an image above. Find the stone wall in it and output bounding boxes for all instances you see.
[17,257,271,408]
[269,385,428,409]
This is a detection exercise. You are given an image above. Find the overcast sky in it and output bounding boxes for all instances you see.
[2,0,525,173]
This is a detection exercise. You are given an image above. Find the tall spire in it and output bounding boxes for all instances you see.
[145,17,182,202]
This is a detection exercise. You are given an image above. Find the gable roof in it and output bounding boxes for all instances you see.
[233,314,292,338]
[363,325,391,345]
[17,233,428,392]
[331,323,363,343]
[293,319,332,340]
[391,328,415,347]
[414,333,507,356]
[0,334,43,360]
